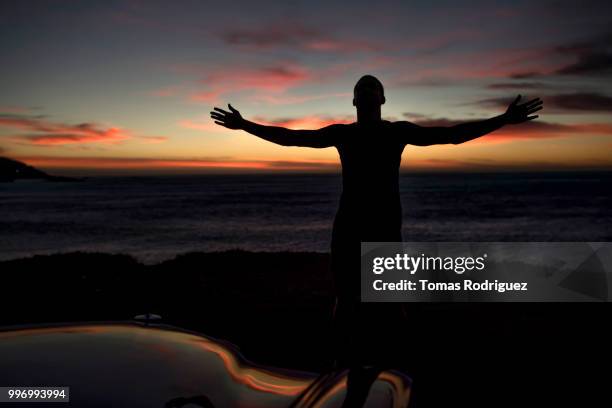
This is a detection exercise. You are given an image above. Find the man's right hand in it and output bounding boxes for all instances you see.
[210,104,245,129]
[503,95,543,125]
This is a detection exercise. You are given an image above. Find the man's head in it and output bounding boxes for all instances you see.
[353,75,385,109]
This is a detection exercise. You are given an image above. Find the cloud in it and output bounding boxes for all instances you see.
[402,112,431,120]
[220,21,319,48]
[554,32,612,76]
[556,53,612,76]
[0,114,166,146]
[508,71,542,79]
[0,117,128,145]
[507,32,612,79]
[204,64,311,91]
[191,90,224,103]
[401,114,612,143]
[189,62,313,104]
[390,45,564,87]
[14,132,126,145]
[486,82,551,90]
[547,93,612,112]
[218,20,380,53]
[167,57,386,105]
[475,92,612,113]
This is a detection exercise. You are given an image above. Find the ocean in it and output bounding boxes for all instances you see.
[1,172,611,263]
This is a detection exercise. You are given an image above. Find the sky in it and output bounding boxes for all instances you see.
[1,0,611,174]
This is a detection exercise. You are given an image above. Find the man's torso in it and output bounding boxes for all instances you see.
[332,120,406,242]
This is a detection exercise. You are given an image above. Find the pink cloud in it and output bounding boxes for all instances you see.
[205,63,311,91]
[0,115,166,146]
[187,62,313,104]
[191,90,224,103]
[165,56,391,105]
[16,131,126,145]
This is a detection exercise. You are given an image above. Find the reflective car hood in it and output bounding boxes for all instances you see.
[0,322,411,407]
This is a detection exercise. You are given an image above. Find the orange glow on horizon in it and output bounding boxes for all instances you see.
[252,115,354,129]
[14,156,341,172]
[11,153,612,174]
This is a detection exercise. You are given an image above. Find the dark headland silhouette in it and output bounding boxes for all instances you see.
[211,74,543,406]
[0,157,83,182]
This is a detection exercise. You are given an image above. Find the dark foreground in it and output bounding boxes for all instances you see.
[1,251,609,407]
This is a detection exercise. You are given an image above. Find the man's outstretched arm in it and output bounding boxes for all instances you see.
[398,95,543,146]
[210,104,340,148]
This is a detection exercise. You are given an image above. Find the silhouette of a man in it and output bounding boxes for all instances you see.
[210,74,542,399]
